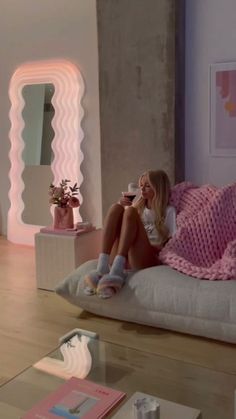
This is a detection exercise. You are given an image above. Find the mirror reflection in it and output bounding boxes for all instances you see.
[22,83,55,226]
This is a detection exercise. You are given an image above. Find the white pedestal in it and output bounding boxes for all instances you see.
[35,229,102,290]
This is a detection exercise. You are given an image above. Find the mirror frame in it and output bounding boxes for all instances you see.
[8,59,85,245]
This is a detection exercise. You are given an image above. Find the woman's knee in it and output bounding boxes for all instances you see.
[123,206,138,221]
[107,203,124,218]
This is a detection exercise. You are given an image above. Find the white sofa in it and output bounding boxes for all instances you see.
[55,259,236,344]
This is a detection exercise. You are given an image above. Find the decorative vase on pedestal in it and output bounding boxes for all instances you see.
[53,206,74,229]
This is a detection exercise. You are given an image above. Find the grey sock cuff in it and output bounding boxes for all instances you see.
[97,253,110,274]
[110,255,126,275]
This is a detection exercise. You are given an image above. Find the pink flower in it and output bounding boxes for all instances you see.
[68,196,80,208]
[49,180,79,208]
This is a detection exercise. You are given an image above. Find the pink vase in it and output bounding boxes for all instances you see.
[53,206,74,229]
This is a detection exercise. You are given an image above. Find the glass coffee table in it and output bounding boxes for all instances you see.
[0,329,202,418]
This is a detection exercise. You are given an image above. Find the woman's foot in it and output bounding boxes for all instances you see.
[97,286,116,299]
[96,273,125,299]
[83,253,111,295]
[83,270,103,296]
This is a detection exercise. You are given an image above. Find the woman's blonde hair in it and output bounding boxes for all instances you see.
[134,170,171,245]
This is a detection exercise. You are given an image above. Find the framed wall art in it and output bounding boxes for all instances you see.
[210,62,236,157]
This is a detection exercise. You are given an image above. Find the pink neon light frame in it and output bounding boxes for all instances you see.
[8,59,85,246]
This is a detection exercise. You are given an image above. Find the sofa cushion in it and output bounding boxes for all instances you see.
[55,260,236,343]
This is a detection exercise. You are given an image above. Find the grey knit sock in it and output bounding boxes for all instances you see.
[97,253,110,275]
[110,255,126,277]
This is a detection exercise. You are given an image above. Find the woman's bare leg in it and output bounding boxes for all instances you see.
[83,203,124,293]
[109,239,119,265]
[117,206,158,269]
[97,207,158,298]
[101,203,124,254]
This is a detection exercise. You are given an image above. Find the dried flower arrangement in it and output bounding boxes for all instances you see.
[49,179,80,208]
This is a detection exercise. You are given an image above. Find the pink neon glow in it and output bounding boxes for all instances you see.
[8,59,85,246]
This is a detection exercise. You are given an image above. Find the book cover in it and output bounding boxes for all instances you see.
[22,377,126,419]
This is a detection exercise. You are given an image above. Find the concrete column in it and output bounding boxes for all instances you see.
[97,0,176,216]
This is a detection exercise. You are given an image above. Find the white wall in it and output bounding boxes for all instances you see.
[0,0,102,236]
[185,0,236,186]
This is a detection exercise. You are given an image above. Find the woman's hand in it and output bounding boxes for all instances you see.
[118,196,133,207]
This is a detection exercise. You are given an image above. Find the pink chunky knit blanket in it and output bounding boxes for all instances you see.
[159,182,236,280]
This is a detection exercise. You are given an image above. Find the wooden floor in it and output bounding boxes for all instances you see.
[0,236,236,418]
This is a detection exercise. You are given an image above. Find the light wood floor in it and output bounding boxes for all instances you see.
[0,236,236,418]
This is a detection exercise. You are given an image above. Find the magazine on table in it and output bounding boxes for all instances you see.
[21,376,126,419]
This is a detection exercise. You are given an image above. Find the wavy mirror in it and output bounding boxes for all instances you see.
[8,59,85,245]
[21,83,54,227]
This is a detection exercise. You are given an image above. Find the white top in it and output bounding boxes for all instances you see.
[141,205,176,244]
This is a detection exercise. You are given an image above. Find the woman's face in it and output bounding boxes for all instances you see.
[140,176,155,201]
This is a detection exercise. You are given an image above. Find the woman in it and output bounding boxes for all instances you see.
[84,169,176,298]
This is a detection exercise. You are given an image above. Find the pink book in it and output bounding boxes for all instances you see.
[22,377,126,419]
